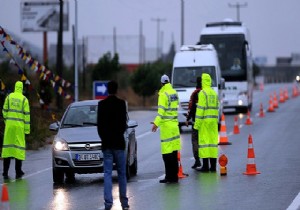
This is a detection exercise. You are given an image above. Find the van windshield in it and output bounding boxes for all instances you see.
[172,66,217,88]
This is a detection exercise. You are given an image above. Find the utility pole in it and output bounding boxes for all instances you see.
[180,0,184,46]
[151,18,166,60]
[228,2,247,22]
[56,0,64,109]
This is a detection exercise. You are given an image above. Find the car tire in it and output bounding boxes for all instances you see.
[129,143,138,176]
[126,160,131,180]
[65,172,75,183]
[53,168,64,184]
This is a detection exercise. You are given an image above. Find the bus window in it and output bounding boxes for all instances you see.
[200,34,247,81]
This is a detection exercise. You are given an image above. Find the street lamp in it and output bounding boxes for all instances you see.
[74,0,79,102]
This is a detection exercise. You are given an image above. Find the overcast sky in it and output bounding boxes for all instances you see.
[1,0,300,65]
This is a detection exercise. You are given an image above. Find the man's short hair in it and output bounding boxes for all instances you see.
[107,80,118,94]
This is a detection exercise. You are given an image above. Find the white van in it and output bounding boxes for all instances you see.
[171,44,224,131]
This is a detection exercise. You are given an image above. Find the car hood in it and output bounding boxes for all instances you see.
[57,126,101,143]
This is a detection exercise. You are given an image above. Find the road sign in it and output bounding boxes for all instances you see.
[93,81,108,99]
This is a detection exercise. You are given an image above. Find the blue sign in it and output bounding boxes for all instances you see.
[93,81,108,99]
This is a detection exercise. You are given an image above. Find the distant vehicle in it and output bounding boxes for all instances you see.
[171,44,225,131]
[199,19,254,113]
[49,100,138,184]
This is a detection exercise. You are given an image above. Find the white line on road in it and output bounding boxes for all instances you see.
[136,131,153,139]
[286,192,300,210]
[0,167,52,185]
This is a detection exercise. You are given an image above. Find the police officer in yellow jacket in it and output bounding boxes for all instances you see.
[194,73,219,172]
[152,74,181,183]
[2,81,30,179]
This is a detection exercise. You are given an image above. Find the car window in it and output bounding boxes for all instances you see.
[62,105,98,127]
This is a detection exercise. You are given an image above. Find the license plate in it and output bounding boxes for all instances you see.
[75,153,101,161]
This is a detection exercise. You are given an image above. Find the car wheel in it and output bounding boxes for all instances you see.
[53,168,64,184]
[65,172,75,183]
[129,143,137,176]
[126,160,131,180]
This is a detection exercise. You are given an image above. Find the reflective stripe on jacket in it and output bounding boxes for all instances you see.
[154,83,181,154]
[194,73,219,158]
[2,81,30,160]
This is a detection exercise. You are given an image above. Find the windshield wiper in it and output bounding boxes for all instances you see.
[62,123,83,128]
[82,122,97,126]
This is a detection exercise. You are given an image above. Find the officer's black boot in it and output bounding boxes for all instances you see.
[15,159,24,179]
[209,158,217,172]
[197,158,209,172]
[2,158,11,179]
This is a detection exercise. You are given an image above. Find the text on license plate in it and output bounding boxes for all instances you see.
[76,153,101,161]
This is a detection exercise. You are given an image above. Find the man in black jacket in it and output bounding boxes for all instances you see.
[97,80,129,210]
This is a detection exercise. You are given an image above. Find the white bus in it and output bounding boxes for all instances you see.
[199,19,254,113]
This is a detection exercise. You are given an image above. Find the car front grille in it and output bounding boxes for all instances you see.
[68,143,101,151]
[73,159,103,166]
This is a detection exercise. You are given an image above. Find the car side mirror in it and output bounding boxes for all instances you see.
[49,121,60,131]
[128,120,138,128]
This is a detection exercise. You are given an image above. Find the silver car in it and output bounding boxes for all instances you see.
[49,100,138,184]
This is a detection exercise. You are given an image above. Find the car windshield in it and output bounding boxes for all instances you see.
[172,66,217,88]
[61,105,98,128]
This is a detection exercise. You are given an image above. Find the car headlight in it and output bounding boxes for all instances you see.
[53,138,69,151]
[296,75,300,82]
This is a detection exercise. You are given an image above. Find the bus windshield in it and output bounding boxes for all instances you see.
[172,66,217,88]
[200,34,247,81]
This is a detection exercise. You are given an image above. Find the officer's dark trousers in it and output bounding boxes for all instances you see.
[2,157,23,176]
[162,151,178,182]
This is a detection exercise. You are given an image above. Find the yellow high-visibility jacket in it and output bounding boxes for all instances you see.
[154,83,181,154]
[194,73,219,158]
[2,81,30,160]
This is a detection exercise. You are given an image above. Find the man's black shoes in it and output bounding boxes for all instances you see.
[191,160,201,169]
[196,167,210,172]
[159,179,178,184]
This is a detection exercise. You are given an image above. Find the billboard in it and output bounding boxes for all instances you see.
[21,1,69,32]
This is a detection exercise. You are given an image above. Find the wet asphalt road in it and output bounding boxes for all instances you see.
[1,83,300,210]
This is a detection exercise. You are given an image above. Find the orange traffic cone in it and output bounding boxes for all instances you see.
[1,184,10,210]
[273,92,278,108]
[267,95,275,112]
[177,151,188,178]
[292,85,298,98]
[243,134,260,175]
[259,103,265,118]
[244,110,253,125]
[279,89,285,103]
[218,114,232,145]
[284,87,289,100]
[233,116,240,134]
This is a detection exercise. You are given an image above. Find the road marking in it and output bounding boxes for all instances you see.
[0,167,51,185]
[136,131,153,139]
[286,192,300,210]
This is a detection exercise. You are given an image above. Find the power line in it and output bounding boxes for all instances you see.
[228,2,248,22]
